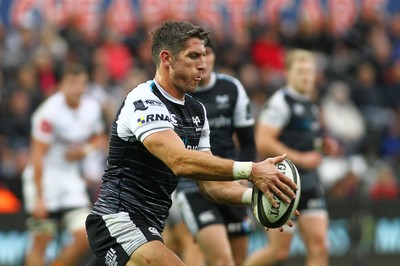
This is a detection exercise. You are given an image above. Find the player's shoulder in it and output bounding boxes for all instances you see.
[81,93,102,109]
[35,92,63,113]
[268,87,288,105]
[216,72,239,83]
[215,73,242,89]
[126,81,159,102]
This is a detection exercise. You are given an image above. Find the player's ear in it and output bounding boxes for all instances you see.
[160,50,173,67]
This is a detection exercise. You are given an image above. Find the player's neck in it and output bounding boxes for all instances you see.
[154,73,185,101]
[65,96,80,109]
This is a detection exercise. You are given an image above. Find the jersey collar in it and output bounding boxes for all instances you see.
[153,80,185,105]
[285,86,311,102]
[195,72,217,92]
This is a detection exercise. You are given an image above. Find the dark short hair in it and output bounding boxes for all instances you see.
[151,21,210,68]
[61,62,87,78]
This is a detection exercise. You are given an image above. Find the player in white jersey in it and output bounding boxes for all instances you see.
[22,63,106,266]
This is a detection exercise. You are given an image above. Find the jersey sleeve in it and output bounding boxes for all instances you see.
[197,104,211,151]
[31,104,55,144]
[258,91,290,129]
[116,93,174,143]
[232,79,255,128]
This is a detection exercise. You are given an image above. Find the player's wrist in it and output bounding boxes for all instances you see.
[233,161,253,180]
[241,188,253,205]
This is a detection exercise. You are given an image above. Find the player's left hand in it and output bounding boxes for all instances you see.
[65,146,86,161]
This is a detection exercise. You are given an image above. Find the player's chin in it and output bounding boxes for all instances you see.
[189,81,200,91]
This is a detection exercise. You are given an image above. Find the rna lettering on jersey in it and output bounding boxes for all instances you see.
[137,113,170,125]
[145,99,163,107]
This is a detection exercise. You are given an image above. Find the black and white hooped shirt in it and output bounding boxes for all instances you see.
[91,80,210,232]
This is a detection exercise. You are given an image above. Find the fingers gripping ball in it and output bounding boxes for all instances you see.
[251,159,301,228]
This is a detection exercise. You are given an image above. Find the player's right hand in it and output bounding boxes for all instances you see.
[249,154,297,207]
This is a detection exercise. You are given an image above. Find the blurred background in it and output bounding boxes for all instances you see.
[0,0,399,265]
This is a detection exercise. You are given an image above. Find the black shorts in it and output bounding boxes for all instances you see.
[297,184,327,212]
[85,212,163,266]
[175,191,254,237]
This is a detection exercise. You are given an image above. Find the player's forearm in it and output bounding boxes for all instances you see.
[32,159,44,198]
[171,149,237,181]
[258,138,301,164]
[198,180,251,205]
[83,133,107,155]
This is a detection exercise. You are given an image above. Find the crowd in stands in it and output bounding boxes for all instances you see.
[0,8,400,213]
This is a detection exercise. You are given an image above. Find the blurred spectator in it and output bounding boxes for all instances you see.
[368,25,393,84]
[380,107,400,180]
[290,15,334,54]
[321,81,366,155]
[0,89,32,201]
[87,64,121,128]
[94,30,133,83]
[319,155,369,199]
[388,14,400,62]
[250,26,286,89]
[15,63,44,112]
[60,18,101,72]
[33,49,57,97]
[369,162,399,200]
[1,26,39,72]
[384,58,400,109]
[38,24,69,64]
[351,61,391,156]
[237,63,266,119]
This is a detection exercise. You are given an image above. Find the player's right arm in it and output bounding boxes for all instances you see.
[143,130,297,206]
[31,137,50,219]
[30,104,54,219]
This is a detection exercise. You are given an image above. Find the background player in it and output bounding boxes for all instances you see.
[245,49,338,266]
[173,38,256,266]
[22,63,106,266]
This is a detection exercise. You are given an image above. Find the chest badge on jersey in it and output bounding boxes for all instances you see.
[133,100,148,112]
[215,94,230,109]
[293,103,305,116]
[192,116,200,126]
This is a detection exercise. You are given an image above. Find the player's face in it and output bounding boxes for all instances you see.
[62,73,88,107]
[287,59,317,95]
[199,46,215,86]
[170,38,206,94]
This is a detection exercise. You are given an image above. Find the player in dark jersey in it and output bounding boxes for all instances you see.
[245,49,339,266]
[172,40,256,266]
[85,21,298,266]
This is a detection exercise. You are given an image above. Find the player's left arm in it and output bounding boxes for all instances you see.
[197,179,251,206]
[66,100,107,160]
[196,151,252,205]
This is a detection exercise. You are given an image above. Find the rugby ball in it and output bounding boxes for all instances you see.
[251,159,301,228]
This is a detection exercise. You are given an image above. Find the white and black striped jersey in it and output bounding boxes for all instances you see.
[91,80,210,232]
[177,72,255,193]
